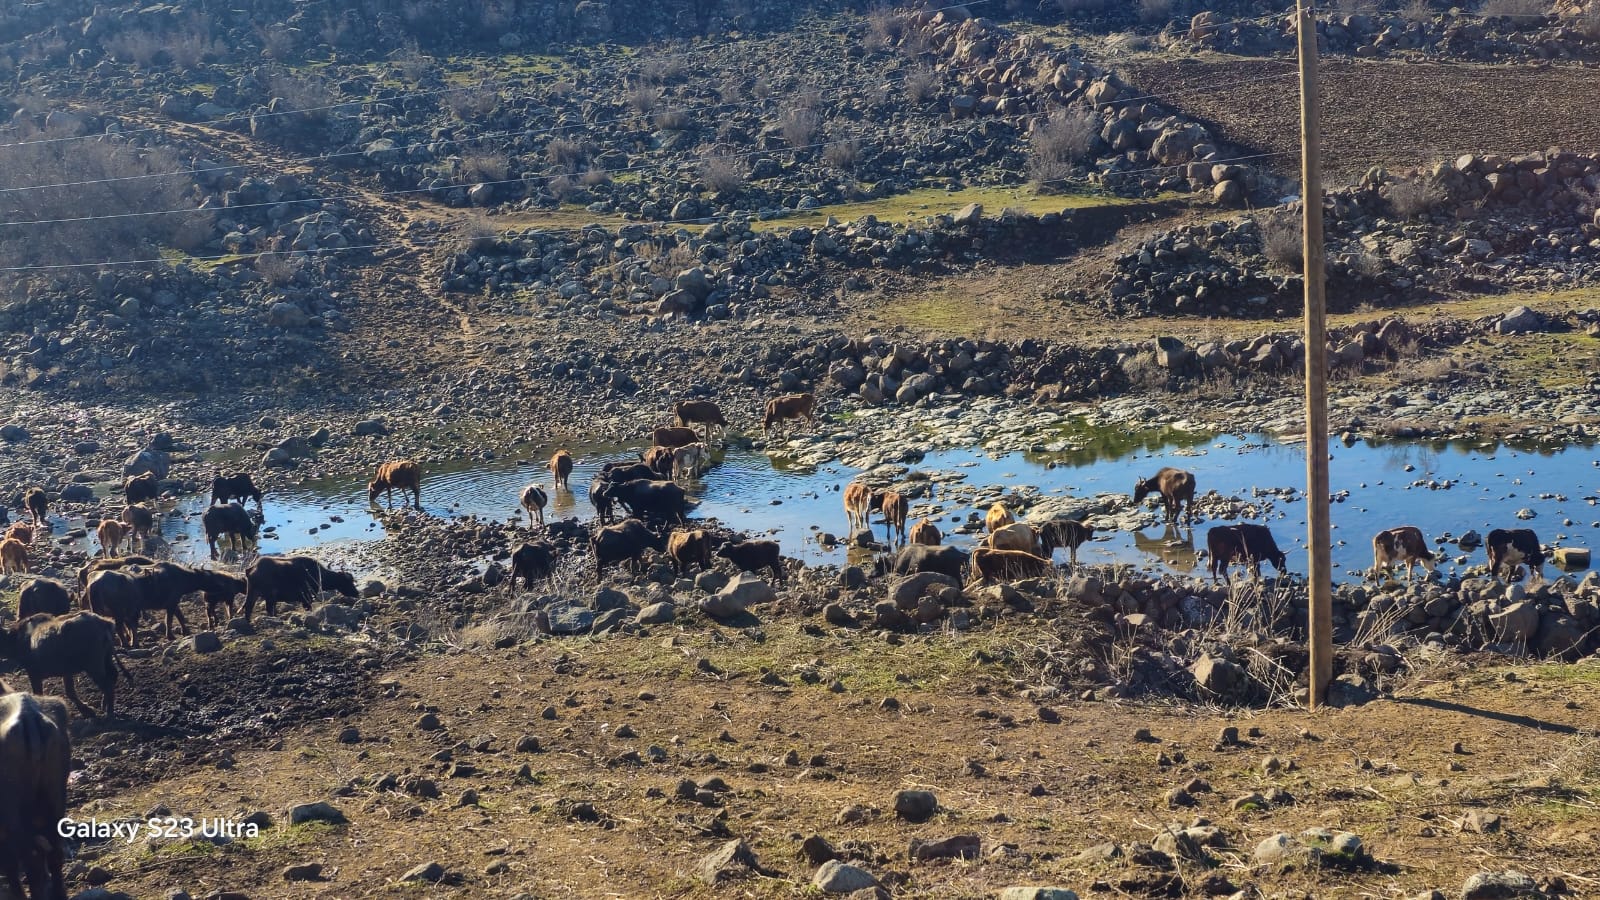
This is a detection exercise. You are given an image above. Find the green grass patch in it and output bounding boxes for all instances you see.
[1331,284,1600,327]
[237,821,343,854]
[747,184,1149,232]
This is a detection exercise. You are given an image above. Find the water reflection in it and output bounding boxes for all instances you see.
[1132,524,1199,574]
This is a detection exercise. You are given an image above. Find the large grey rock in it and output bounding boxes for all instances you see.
[812,860,879,894]
[890,572,959,610]
[269,302,311,328]
[698,593,745,620]
[635,602,675,625]
[718,573,776,608]
[1189,653,1245,696]
[0,423,28,442]
[999,890,1078,900]
[1495,306,1543,335]
[123,449,171,479]
[698,839,766,885]
[1489,601,1539,644]
[545,601,595,635]
[1461,870,1539,899]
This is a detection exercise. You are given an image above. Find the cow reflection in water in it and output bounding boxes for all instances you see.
[1133,524,1198,573]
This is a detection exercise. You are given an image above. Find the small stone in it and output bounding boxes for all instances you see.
[288,802,346,825]
[416,713,443,732]
[400,862,445,883]
[892,789,937,823]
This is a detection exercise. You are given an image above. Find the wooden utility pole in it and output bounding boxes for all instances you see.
[1297,1,1333,709]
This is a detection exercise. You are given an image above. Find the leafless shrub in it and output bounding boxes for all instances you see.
[1385,175,1445,220]
[1333,0,1378,12]
[867,4,908,45]
[547,175,578,202]
[1139,0,1174,24]
[779,107,821,148]
[626,84,660,115]
[699,156,747,192]
[1573,183,1600,219]
[638,56,686,85]
[459,152,509,183]
[393,45,436,84]
[447,87,499,121]
[255,252,304,286]
[546,138,585,170]
[1027,109,1100,188]
[905,68,939,102]
[717,77,742,103]
[0,134,205,284]
[1349,249,1388,279]
[256,24,296,60]
[547,80,577,99]
[1103,31,1154,52]
[1399,0,1435,22]
[1477,0,1547,17]
[580,168,611,187]
[652,107,690,132]
[167,21,227,69]
[824,137,861,171]
[1578,7,1600,39]
[751,77,773,99]
[267,72,333,122]
[22,35,67,65]
[1258,207,1304,272]
[102,29,166,67]
[1057,0,1115,13]
[453,210,498,253]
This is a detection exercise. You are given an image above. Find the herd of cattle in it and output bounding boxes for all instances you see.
[0,391,1568,900]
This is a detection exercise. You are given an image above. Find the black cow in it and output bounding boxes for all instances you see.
[892,544,968,581]
[202,502,258,559]
[83,570,144,648]
[588,475,616,525]
[1486,528,1545,583]
[243,556,359,623]
[603,479,688,525]
[715,539,785,584]
[191,569,246,629]
[599,462,656,485]
[17,579,72,620]
[1206,524,1288,583]
[510,541,557,589]
[1039,518,1095,565]
[210,473,264,511]
[591,519,668,576]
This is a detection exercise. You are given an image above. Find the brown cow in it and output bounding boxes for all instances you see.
[549,449,573,492]
[652,426,699,449]
[640,446,676,478]
[0,539,27,575]
[880,491,908,545]
[4,522,33,545]
[984,523,1040,555]
[95,520,128,558]
[121,503,155,548]
[909,517,941,545]
[672,400,728,445]
[762,393,816,436]
[969,547,1054,583]
[984,502,1015,534]
[1134,467,1196,524]
[666,529,712,577]
[1369,525,1436,583]
[843,481,874,535]
[368,460,422,508]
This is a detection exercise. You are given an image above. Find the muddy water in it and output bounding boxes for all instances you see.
[42,430,1600,582]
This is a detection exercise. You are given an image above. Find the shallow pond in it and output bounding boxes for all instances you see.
[37,428,1600,582]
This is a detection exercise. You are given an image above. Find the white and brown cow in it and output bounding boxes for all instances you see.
[1369,525,1436,583]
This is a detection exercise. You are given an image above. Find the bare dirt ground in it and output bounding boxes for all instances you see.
[1122,57,1600,178]
[73,620,1600,899]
